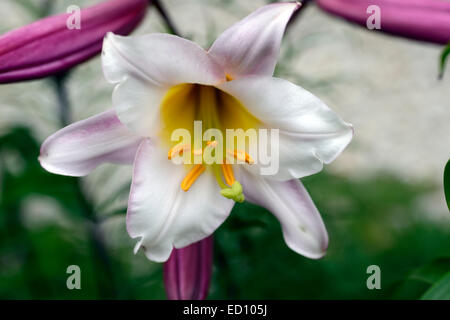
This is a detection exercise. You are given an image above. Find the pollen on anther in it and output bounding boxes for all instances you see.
[168,143,190,160]
[227,150,254,164]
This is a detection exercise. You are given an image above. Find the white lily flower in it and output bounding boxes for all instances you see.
[39,2,353,262]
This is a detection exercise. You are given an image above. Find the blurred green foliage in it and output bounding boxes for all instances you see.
[0,126,448,299]
[439,42,450,79]
[444,159,450,211]
[211,167,450,299]
[421,271,450,300]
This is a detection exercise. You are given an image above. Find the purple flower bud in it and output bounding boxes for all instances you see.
[0,0,148,83]
[163,236,213,300]
[317,0,450,44]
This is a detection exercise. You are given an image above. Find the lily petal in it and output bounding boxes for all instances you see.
[237,168,328,259]
[218,76,353,180]
[39,109,143,176]
[127,139,234,262]
[111,76,166,137]
[102,33,225,134]
[208,2,300,78]
[102,32,225,85]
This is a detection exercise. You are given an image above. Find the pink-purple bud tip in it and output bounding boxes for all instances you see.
[163,236,214,300]
[0,0,148,83]
[317,0,450,45]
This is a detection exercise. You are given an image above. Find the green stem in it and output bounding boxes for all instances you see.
[52,73,119,299]
[152,0,181,36]
[52,73,71,127]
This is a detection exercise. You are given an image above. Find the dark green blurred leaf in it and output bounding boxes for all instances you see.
[421,271,450,300]
[439,42,450,79]
[391,257,450,299]
[0,127,85,216]
[444,159,450,211]
[0,126,145,299]
[410,257,450,284]
[388,279,432,300]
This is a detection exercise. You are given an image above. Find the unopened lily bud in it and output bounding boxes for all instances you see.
[163,236,213,300]
[317,0,450,44]
[0,0,148,83]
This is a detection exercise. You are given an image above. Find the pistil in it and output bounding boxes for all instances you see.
[173,142,246,203]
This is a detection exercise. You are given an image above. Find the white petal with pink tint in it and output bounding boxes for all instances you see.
[127,139,234,262]
[102,33,226,134]
[102,32,225,86]
[237,168,328,259]
[39,109,143,176]
[111,76,166,137]
[209,2,299,78]
[218,76,353,180]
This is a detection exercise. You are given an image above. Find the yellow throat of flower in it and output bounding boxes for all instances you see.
[160,83,260,202]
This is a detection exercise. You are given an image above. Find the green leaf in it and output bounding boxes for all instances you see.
[444,159,450,211]
[388,258,450,299]
[439,42,450,79]
[410,257,450,284]
[421,271,450,300]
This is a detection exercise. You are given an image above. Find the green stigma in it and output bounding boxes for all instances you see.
[220,181,245,203]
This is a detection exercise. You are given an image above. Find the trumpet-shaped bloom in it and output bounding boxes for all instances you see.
[40,2,353,262]
[0,0,147,83]
[317,0,450,44]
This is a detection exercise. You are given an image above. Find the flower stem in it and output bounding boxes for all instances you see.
[51,73,118,299]
[39,0,53,17]
[73,178,118,298]
[52,73,71,127]
[152,0,181,37]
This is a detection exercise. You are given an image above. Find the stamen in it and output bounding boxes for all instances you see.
[181,164,205,191]
[168,143,190,160]
[221,164,235,186]
[227,150,254,164]
[225,74,233,81]
[206,140,218,147]
[203,140,219,155]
